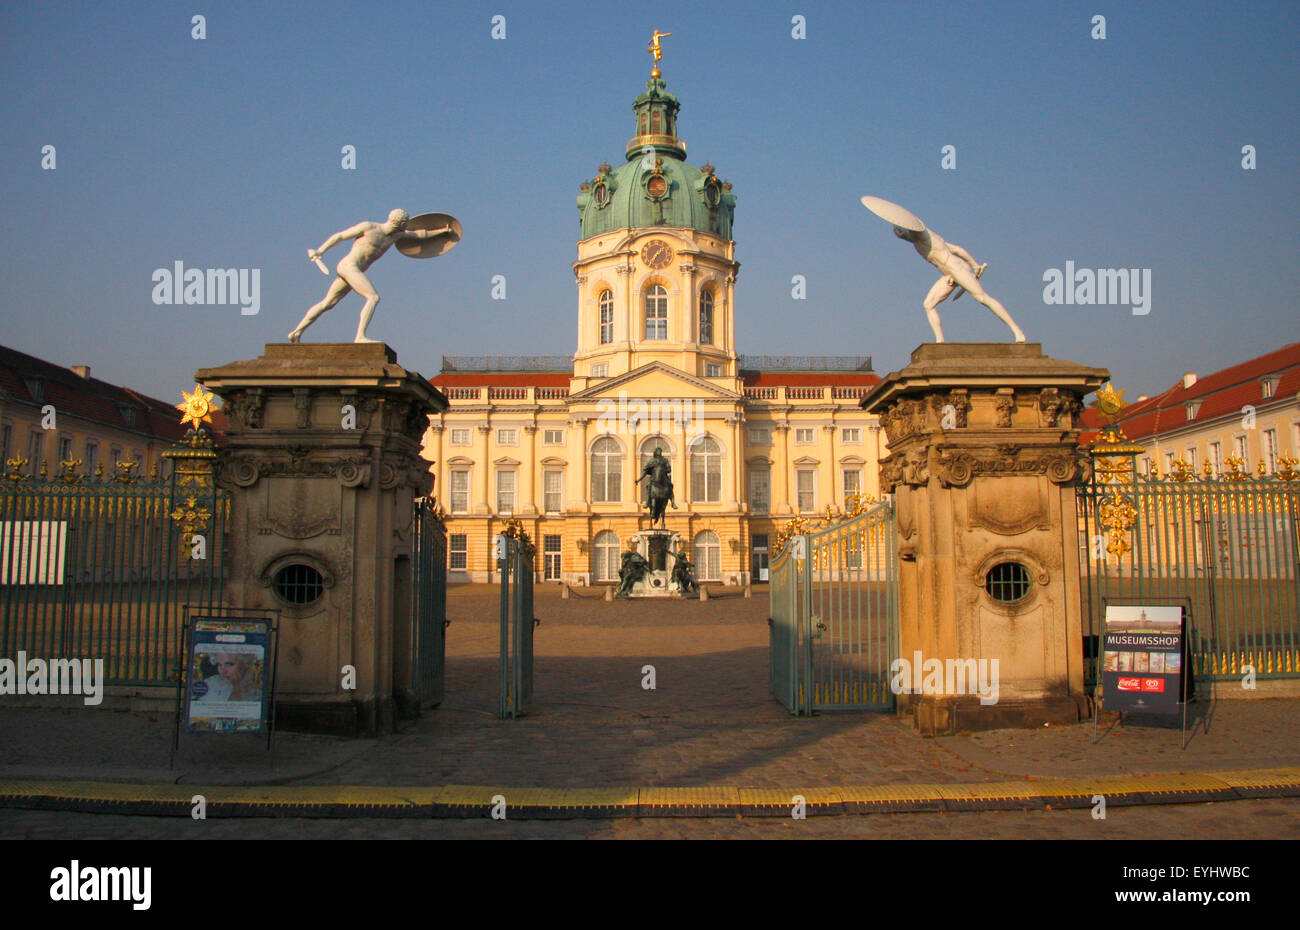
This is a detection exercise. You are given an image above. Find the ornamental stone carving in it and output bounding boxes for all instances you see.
[225,388,266,429]
[994,393,1015,428]
[220,455,271,489]
[1037,388,1081,429]
[293,389,313,428]
[333,457,371,489]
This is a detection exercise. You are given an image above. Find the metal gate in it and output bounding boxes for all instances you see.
[0,460,227,685]
[498,534,536,718]
[412,498,448,707]
[1080,468,1300,687]
[769,500,899,714]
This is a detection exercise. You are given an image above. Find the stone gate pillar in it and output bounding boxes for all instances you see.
[196,343,447,736]
[862,343,1108,735]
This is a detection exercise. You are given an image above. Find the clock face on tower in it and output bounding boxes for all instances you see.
[641,240,674,270]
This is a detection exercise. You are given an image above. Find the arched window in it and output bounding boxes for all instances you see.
[698,289,714,345]
[598,290,614,344]
[689,436,722,503]
[594,530,620,583]
[692,531,721,581]
[590,436,622,503]
[644,285,667,340]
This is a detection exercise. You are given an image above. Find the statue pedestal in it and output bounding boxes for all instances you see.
[862,343,1108,735]
[630,528,683,597]
[196,343,447,736]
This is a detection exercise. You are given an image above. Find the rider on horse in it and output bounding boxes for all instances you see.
[635,446,676,527]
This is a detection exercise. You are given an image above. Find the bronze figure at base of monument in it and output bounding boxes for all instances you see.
[862,343,1108,736]
[196,343,447,736]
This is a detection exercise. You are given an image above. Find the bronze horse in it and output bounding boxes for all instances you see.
[636,447,676,527]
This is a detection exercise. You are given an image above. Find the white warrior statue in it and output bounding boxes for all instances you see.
[862,196,1025,343]
[289,208,453,344]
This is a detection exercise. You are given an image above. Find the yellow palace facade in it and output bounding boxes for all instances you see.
[421,59,885,584]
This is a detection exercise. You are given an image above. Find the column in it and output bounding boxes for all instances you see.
[475,423,491,514]
[773,422,791,514]
[520,424,537,515]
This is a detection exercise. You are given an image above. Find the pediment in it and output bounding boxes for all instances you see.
[569,361,742,402]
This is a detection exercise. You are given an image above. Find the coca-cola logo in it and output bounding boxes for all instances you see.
[1117,677,1141,690]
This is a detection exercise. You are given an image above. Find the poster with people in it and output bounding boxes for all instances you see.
[184,618,271,733]
[1100,605,1185,715]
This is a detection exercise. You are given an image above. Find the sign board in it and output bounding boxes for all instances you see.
[183,618,273,734]
[1100,604,1185,715]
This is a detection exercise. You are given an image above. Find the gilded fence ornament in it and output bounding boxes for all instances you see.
[57,460,83,485]
[1168,459,1195,482]
[500,517,536,558]
[1097,490,1138,558]
[1222,456,1248,482]
[1278,456,1299,481]
[169,495,212,555]
[3,458,29,482]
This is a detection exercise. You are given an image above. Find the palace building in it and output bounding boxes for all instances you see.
[422,60,885,584]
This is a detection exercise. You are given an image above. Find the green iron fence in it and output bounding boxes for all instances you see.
[0,463,227,686]
[1080,470,1300,687]
[412,498,448,707]
[498,532,535,719]
[769,500,898,715]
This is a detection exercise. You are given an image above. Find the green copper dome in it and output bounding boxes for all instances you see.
[577,75,736,241]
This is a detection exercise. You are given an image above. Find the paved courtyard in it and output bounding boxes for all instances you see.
[0,584,1296,839]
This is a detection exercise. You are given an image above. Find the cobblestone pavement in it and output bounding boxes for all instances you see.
[1,798,1296,839]
[1,585,1297,839]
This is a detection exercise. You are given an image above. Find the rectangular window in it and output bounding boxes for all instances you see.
[496,470,516,514]
[747,427,770,446]
[705,363,723,378]
[841,427,861,444]
[1264,428,1279,472]
[28,430,44,476]
[85,441,98,476]
[58,436,73,462]
[1209,442,1222,474]
[1186,447,1198,471]
[842,468,861,505]
[1,422,11,463]
[450,428,471,446]
[543,428,565,445]
[749,467,770,513]
[591,363,608,378]
[797,470,816,513]
[496,428,517,446]
[449,534,468,570]
[795,428,814,444]
[1262,378,1277,399]
[1163,451,1175,472]
[1234,435,1248,467]
[450,470,470,513]
[543,469,563,513]
[110,445,122,466]
[543,535,562,581]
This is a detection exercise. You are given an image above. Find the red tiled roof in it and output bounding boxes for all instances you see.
[0,344,189,442]
[1115,343,1300,441]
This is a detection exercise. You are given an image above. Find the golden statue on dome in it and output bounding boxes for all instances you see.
[648,30,671,76]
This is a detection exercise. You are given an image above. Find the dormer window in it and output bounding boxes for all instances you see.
[23,378,43,402]
[118,404,137,428]
[1186,400,1201,421]
[1262,376,1280,399]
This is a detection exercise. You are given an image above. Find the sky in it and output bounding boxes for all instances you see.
[1,0,1297,405]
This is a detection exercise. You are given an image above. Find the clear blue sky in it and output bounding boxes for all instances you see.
[2,0,1296,403]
